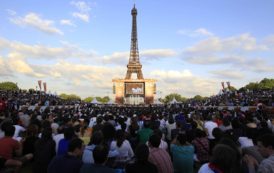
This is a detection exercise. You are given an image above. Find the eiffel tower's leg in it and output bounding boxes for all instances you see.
[126,70,131,79]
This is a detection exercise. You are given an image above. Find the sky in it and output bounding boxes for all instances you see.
[0,0,274,99]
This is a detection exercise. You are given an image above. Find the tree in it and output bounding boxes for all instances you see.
[163,93,187,103]
[83,97,93,103]
[0,81,19,91]
[258,78,274,89]
[193,95,204,101]
[59,93,81,101]
[244,78,274,90]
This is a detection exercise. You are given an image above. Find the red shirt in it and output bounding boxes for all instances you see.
[0,137,20,159]
[0,100,6,111]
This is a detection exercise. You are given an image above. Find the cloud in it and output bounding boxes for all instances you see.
[0,56,13,76]
[6,9,16,16]
[72,12,89,22]
[177,28,214,37]
[149,70,219,97]
[10,12,63,35]
[210,69,245,79]
[182,33,274,73]
[141,49,177,59]
[101,49,177,65]
[0,37,97,60]
[71,1,94,23]
[70,1,91,13]
[60,19,76,27]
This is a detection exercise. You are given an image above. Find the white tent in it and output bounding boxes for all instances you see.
[169,97,179,104]
[154,99,163,104]
[90,98,100,104]
[106,99,115,105]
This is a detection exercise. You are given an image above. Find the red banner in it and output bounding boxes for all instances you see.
[43,82,47,93]
[38,80,42,90]
[227,81,231,89]
[221,82,225,90]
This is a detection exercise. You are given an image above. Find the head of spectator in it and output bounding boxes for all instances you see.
[209,144,237,173]
[3,123,15,137]
[176,132,188,145]
[41,127,53,141]
[93,145,109,165]
[68,138,84,157]
[26,124,38,137]
[196,128,207,138]
[135,144,150,163]
[168,115,175,124]
[212,127,224,142]
[257,134,274,158]
[148,134,161,148]
[143,120,150,128]
[102,122,116,142]
[88,131,104,145]
[116,129,125,148]
[64,126,75,140]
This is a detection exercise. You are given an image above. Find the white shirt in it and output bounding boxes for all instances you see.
[53,133,64,152]
[13,125,25,138]
[204,121,218,139]
[198,163,214,173]
[166,122,176,140]
[110,140,134,160]
[238,137,254,148]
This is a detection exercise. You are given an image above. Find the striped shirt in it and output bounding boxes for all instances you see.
[148,148,173,173]
[258,155,274,173]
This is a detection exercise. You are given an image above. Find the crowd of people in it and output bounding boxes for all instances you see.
[0,89,274,173]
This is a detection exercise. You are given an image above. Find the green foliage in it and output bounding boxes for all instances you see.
[83,96,110,103]
[163,93,187,103]
[193,95,204,101]
[0,81,19,91]
[227,86,237,91]
[96,96,110,103]
[59,93,81,101]
[244,78,274,90]
[83,97,93,103]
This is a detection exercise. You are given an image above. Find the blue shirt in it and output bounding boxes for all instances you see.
[170,144,194,173]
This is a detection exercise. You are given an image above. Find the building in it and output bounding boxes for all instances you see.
[112,5,156,104]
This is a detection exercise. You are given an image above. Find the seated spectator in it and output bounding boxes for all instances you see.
[148,134,173,173]
[198,144,237,173]
[22,124,39,155]
[33,127,56,173]
[80,145,116,173]
[125,144,158,173]
[110,130,134,168]
[0,122,32,173]
[57,126,75,155]
[192,129,210,164]
[48,138,84,173]
[82,131,102,164]
[149,129,168,151]
[138,120,153,144]
[170,132,194,173]
[244,134,274,173]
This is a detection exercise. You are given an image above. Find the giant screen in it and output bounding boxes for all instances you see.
[125,82,144,95]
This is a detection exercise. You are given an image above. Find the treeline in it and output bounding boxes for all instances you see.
[0,78,273,103]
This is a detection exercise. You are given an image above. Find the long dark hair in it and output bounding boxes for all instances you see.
[116,130,125,148]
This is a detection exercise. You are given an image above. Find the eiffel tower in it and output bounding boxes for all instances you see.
[125,4,144,80]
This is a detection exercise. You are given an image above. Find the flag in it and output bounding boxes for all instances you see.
[221,82,225,90]
[227,81,231,89]
[38,80,42,90]
[43,82,47,93]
